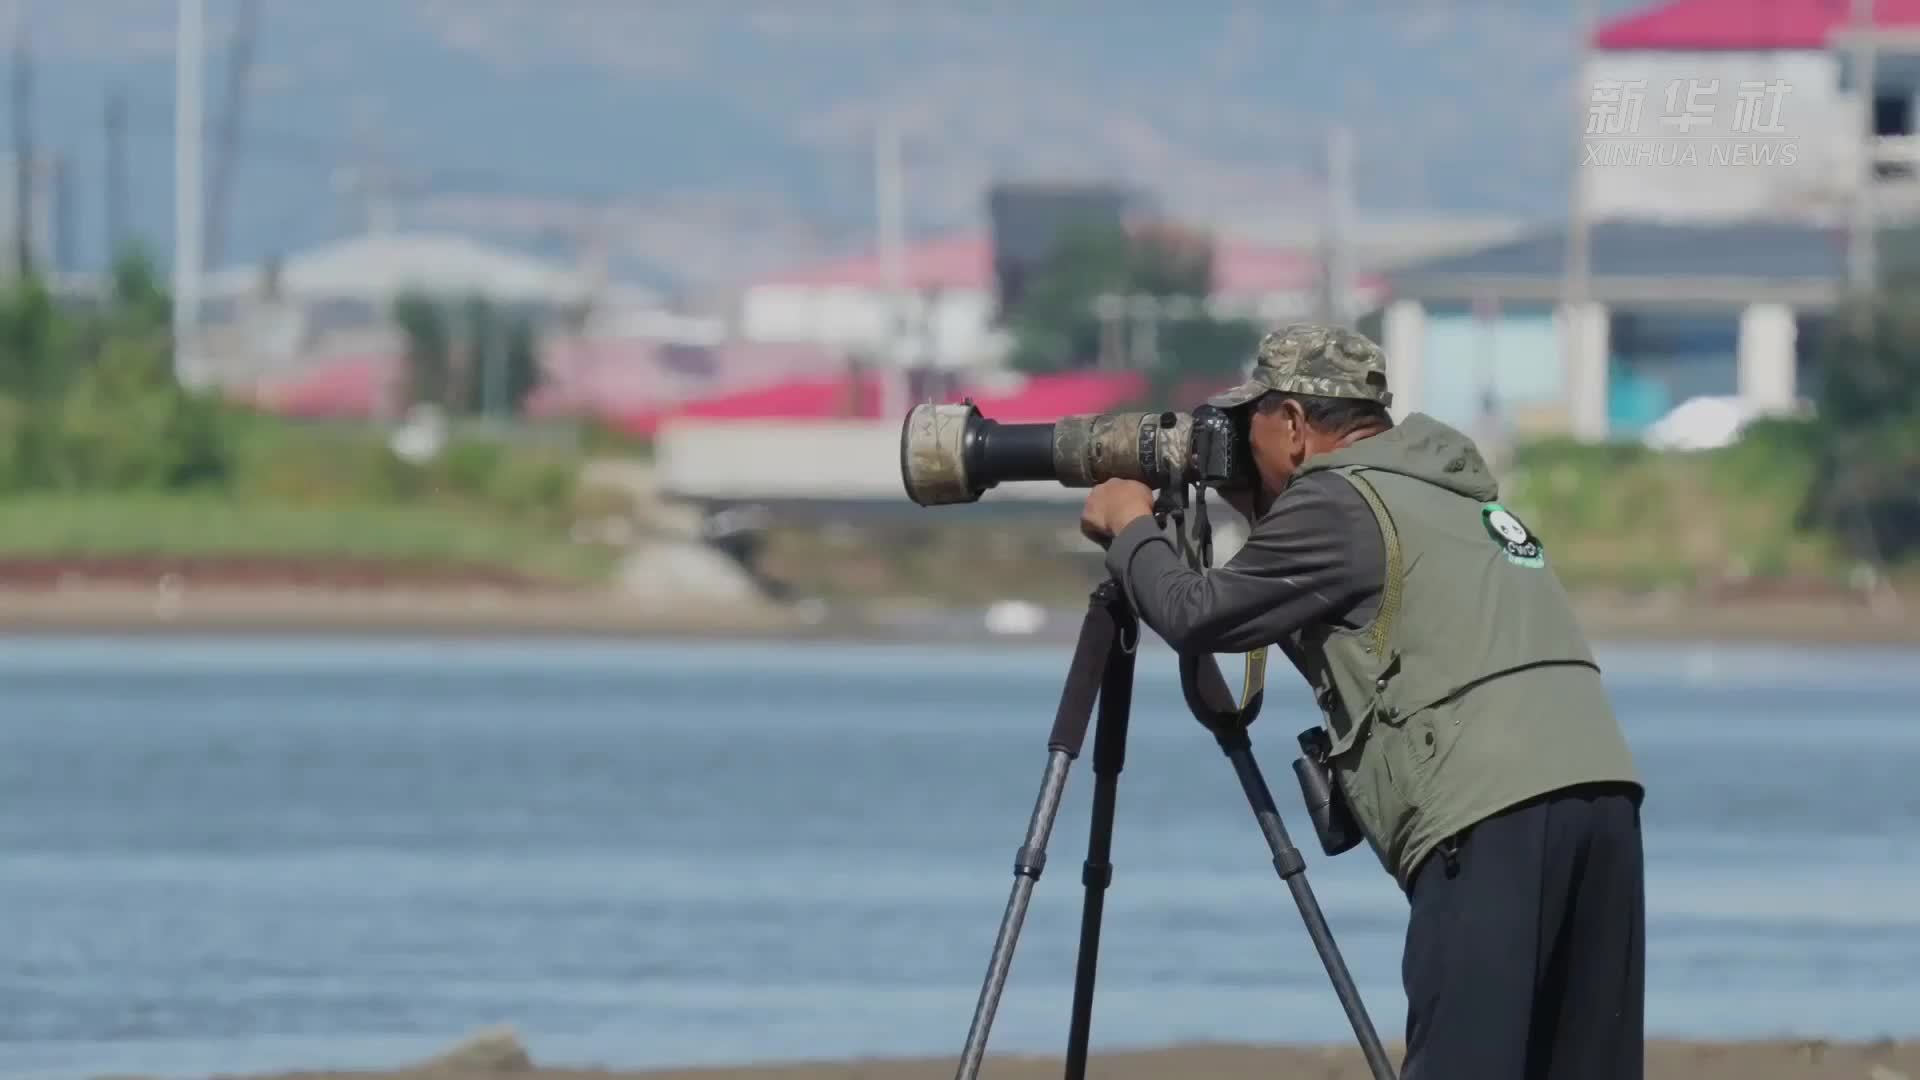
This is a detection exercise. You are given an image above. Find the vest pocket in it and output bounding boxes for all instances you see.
[1331,733,1380,846]
[1380,709,1436,808]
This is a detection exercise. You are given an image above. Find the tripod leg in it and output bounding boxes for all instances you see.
[1062,598,1137,1080]
[1215,728,1400,1080]
[955,583,1121,1080]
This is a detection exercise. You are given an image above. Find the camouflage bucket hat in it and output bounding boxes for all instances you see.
[1205,324,1394,409]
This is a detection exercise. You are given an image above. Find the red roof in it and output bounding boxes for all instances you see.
[1594,0,1920,51]
[953,371,1146,422]
[611,375,888,438]
[253,354,396,419]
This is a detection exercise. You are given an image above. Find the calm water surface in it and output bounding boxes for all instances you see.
[1,634,1917,1079]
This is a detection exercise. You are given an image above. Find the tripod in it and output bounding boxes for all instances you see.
[953,579,1399,1080]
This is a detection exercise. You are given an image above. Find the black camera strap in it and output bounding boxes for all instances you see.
[1171,481,1268,718]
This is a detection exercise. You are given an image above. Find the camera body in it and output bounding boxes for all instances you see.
[1187,403,1255,493]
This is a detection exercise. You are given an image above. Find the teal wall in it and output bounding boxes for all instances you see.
[1417,303,1748,439]
[1606,309,1740,436]
[1420,304,1563,431]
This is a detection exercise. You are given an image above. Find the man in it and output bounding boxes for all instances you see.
[1078,324,1646,1080]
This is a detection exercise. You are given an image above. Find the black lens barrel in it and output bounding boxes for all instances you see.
[965,419,1058,486]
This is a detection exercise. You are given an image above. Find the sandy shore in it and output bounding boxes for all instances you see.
[1,583,1917,648]
[228,1038,1920,1080]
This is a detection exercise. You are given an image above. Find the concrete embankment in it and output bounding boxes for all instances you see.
[0,581,1916,649]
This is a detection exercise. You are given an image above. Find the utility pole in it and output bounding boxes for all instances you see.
[485,316,504,421]
[1562,0,1598,440]
[1849,0,1878,300]
[1323,126,1355,326]
[174,0,207,389]
[875,114,909,419]
[206,0,260,269]
[105,85,128,260]
[11,6,34,279]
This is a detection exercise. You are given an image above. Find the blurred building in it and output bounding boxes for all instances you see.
[199,229,675,407]
[1379,221,1831,440]
[1583,0,1920,224]
[737,233,1002,372]
[1222,210,1535,275]
[986,181,1143,317]
[1372,0,1918,444]
[733,230,1386,373]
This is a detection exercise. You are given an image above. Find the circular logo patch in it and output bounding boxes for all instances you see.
[1481,503,1544,568]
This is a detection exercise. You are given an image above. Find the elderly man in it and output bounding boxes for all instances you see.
[1078,325,1646,1080]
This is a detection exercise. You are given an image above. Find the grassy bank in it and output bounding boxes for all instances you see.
[753,426,1914,608]
[0,416,1909,606]
[0,493,617,583]
[1498,428,1852,592]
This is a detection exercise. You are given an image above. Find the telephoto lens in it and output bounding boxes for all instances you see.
[899,401,1193,506]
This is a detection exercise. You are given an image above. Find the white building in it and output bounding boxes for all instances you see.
[1583,0,1920,223]
[196,230,665,387]
[1368,0,1920,444]
[735,234,1004,370]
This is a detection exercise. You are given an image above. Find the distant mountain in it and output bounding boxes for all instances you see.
[22,0,1652,290]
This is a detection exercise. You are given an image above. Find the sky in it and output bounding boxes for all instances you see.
[8,0,1657,285]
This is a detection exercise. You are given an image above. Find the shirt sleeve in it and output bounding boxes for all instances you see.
[1101,471,1386,655]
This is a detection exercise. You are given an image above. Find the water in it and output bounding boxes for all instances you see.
[1,634,1917,1080]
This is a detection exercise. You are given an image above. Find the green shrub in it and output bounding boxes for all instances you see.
[42,336,232,492]
[436,438,509,501]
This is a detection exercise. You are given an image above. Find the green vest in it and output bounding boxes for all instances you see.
[1283,416,1641,890]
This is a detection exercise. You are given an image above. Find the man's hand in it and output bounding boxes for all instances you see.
[1079,478,1155,547]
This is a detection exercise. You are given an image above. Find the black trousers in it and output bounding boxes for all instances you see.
[1400,781,1645,1080]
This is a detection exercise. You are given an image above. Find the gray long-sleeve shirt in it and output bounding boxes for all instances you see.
[1102,471,1386,655]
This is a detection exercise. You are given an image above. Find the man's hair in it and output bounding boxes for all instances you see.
[1254,390,1394,436]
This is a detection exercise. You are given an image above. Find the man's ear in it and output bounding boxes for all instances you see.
[1283,401,1308,452]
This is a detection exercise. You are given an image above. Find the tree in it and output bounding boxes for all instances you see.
[0,274,61,398]
[1815,287,1920,431]
[393,292,546,418]
[1002,221,1262,400]
[502,309,541,415]
[1004,223,1136,375]
[393,290,452,411]
[1803,283,1920,561]
[49,330,229,491]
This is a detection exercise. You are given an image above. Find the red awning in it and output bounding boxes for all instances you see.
[253,355,394,419]
[610,374,887,437]
[953,371,1148,422]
